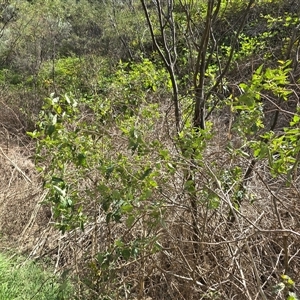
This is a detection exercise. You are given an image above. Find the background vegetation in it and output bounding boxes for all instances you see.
[0,0,300,299]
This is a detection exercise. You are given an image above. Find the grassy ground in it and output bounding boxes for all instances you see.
[0,252,73,300]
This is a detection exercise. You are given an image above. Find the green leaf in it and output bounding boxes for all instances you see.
[184,180,195,192]
[55,105,62,115]
[208,196,220,209]
[67,198,73,207]
[287,292,299,300]
[121,248,131,260]
[139,168,153,180]
[106,212,112,224]
[255,64,264,75]
[53,185,66,196]
[46,124,56,136]
[114,239,124,247]
[238,94,255,108]
[65,94,71,104]
[126,215,135,227]
[253,142,269,158]
[51,177,64,183]
[105,165,115,179]
[166,162,176,174]
[112,212,122,223]
[286,277,295,287]
[80,219,84,231]
[291,115,300,126]
[27,131,39,138]
[112,190,121,200]
[121,203,133,213]
[102,200,111,212]
[281,274,291,281]
[77,153,86,166]
[273,282,285,294]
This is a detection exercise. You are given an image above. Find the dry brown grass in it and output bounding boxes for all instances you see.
[0,136,50,252]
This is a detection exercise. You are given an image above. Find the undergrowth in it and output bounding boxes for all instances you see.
[0,252,73,300]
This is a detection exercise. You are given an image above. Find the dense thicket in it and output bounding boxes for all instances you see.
[1,0,300,299]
